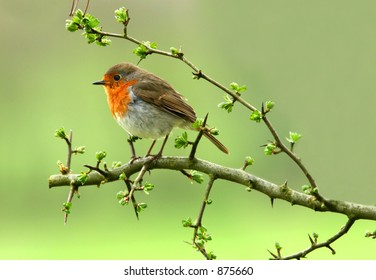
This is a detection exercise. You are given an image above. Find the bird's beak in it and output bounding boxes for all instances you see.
[92,80,107,85]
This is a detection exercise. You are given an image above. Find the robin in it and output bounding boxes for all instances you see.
[93,62,229,158]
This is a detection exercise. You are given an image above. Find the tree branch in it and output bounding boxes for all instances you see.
[191,174,216,260]
[49,156,376,221]
[270,217,357,260]
[60,5,376,259]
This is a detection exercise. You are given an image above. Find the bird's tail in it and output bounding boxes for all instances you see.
[203,131,229,154]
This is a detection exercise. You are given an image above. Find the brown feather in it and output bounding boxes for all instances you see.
[132,77,197,123]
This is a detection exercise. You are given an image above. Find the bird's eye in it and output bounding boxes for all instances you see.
[113,74,121,81]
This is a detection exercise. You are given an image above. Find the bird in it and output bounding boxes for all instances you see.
[92,62,228,158]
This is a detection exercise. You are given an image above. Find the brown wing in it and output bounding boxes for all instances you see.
[132,77,197,123]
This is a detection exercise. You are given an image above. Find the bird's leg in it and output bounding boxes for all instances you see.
[154,134,169,159]
[145,140,157,157]
[145,134,169,159]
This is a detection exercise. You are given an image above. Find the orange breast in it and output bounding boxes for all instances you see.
[105,80,137,117]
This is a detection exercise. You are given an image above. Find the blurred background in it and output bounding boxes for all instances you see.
[1,0,376,259]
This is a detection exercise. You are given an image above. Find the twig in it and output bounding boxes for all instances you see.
[123,178,139,220]
[272,217,357,260]
[64,130,73,173]
[63,185,78,224]
[83,164,108,177]
[122,161,152,218]
[191,175,216,259]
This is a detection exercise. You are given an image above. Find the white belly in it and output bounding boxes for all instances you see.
[116,100,189,139]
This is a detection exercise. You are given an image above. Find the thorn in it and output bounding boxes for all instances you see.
[267,250,279,260]
[202,113,209,127]
[308,234,314,245]
[327,245,336,255]
[136,58,144,65]
[270,197,274,208]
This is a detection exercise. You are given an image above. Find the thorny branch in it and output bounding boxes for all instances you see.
[49,156,376,221]
[55,2,376,259]
[269,218,356,260]
[191,175,216,260]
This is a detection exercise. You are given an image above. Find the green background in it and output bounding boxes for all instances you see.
[1,0,376,259]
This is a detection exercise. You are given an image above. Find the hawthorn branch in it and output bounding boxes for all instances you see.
[191,174,216,260]
[62,5,376,259]
[49,156,376,222]
[90,26,319,199]
[272,217,357,260]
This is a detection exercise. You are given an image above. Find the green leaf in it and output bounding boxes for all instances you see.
[209,128,219,136]
[302,185,318,195]
[96,37,111,46]
[192,118,204,129]
[116,191,126,201]
[143,182,154,195]
[230,82,239,91]
[286,131,302,144]
[77,172,88,185]
[149,42,158,49]
[74,9,84,20]
[73,146,86,154]
[119,172,126,180]
[62,202,72,214]
[65,20,79,32]
[245,156,255,166]
[182,217,193,227]
[265,100,275,111]
[170,47,179,55]
[84,33,96,44]
[275,242,282,250]
[207,251,217,260]
[250,110,262,122]
[114,7,128,23]
[96,151,107,161]
[238,85,247,92]
[174,132,189,149]
[133,45,148,59]
[133,41,158,60]
[89,17,100,29]
[230,82,247,93]
[191,171,204,184]
[264,143,276,155]
[218,95,234,113]
[54,128,67,139]
[112,161,122,169]
[302,185,311,194]
[82,14,100,29]
[136,203,148,213]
